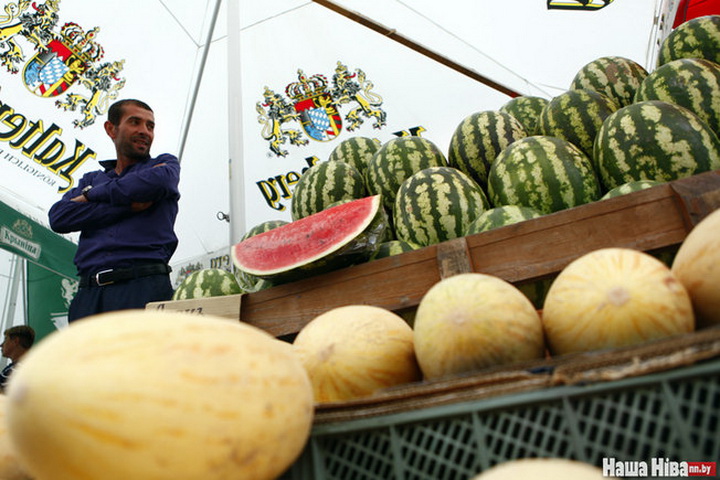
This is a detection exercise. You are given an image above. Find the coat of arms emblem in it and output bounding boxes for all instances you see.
[257,62,387,157]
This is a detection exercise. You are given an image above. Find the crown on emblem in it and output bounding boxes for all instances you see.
[58,22,105,64]
[285,69,328,101]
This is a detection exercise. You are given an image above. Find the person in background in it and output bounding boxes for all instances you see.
[0,325,35,392]
[48,99,180,322]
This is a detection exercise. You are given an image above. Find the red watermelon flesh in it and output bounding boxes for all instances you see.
[232,195,381,280]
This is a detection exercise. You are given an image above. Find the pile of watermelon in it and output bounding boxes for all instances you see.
[187,15,720,300]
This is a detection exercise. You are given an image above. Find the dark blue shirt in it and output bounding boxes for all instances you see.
[49,153,180,276]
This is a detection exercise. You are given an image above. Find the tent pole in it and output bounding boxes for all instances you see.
[227,0,246,245]
[177,0,224,162]
[1,255,23,335]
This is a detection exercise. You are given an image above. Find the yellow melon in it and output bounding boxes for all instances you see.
[470,458,604,479]
[543,248,694,356]
[672,208,720,328]
[293,305,421,403]
[0,395,31,480]
[413,273,545,380]
[6,310,314,480]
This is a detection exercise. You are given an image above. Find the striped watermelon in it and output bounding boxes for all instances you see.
[593,100,720,190]
[172,268,242,300]
[393,166,489,248]
[290,160,367,220]
[499,96,549,135]
[537,89,619,159]
[488,136,601,214]
[600,180,665,200]
[327,136,381,174]
[569,56,649,108]
[370,240,416,261]
[464,205,542,236]
[236,219,288,292]
[447,110,527,188]
[233,195,382,283]
[365,136,447,212]
[634,58,720,136]
[657,15,720,66]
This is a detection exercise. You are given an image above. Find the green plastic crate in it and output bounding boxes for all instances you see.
[288,359,720,480]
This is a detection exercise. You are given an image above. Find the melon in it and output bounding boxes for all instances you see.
[327,136,381,174]
[447,110,527,188]
[600,180,665,200]
[171,267,242,300]
[634,57,720,136]
[365,136,447,212]
[593,100,720,190]
[393,166,490,247]
[413,273,545,380]
[464,205,542,236]
[6,310,314,480]
[235,219,288,292]
[542,248,694,356]
[370,240,416,260]
[537,88,619,159]
[569,56,649,108]
[290,160,367,220]
[232,195,383,283]
[0,396,31,480]
[671,208,720,328]
[488,135,601,214]
[499,95,549,135]
[293,305,421,403]
[657,14,720,66]
[470,458,604,480]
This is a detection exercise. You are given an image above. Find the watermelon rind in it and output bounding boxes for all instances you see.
[537,89,619,159]
[600,180,665,200]
[393,166,490,248]
[172,268,242,300]
[365,136,447,212]
[657,15,720,67]
[232,195,384,283]
[447,110,527,188]
[499,96,549,135]
[593,100,720,190]
[634,57,720,136]
[327,136,381,174]
[464,205,542,236]
[290,160,367,221]
[569,56,649,108]
[488,136,601,214]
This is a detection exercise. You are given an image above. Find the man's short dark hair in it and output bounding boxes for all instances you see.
[107,99,153,126]
[4,326,35,349]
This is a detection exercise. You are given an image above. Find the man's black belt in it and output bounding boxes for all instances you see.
[79,263,172,288]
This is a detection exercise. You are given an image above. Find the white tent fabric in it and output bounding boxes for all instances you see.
[0,0,680,330]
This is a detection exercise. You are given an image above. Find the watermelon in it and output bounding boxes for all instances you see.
[447,110,527,188]
[232,195,383,283]
[634,57,720,136]
[370,240,416,260]
[537,89,619,159]
[327,136,381,174]
[593,100,720,190]
[464,205,542,236]
[600,180,665,200]
[393,166,489,248]
[488,136,602,214]
[365,136,447,212]
[657,15,720,67]
[290,160,367,220]
[236,219,288,292]
[569,56,649,108]
[325,198,393,243]
[499,96,549,135]
[172,268,242,300]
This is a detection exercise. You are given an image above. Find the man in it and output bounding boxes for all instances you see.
[49,99,180,322]
[0,325,35,392]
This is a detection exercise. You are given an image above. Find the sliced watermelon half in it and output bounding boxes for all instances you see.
[232,195,383,283]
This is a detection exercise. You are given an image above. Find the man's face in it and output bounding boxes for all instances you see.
[107,104,155,161]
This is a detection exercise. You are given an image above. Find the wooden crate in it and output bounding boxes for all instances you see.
[150,170,720,338]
